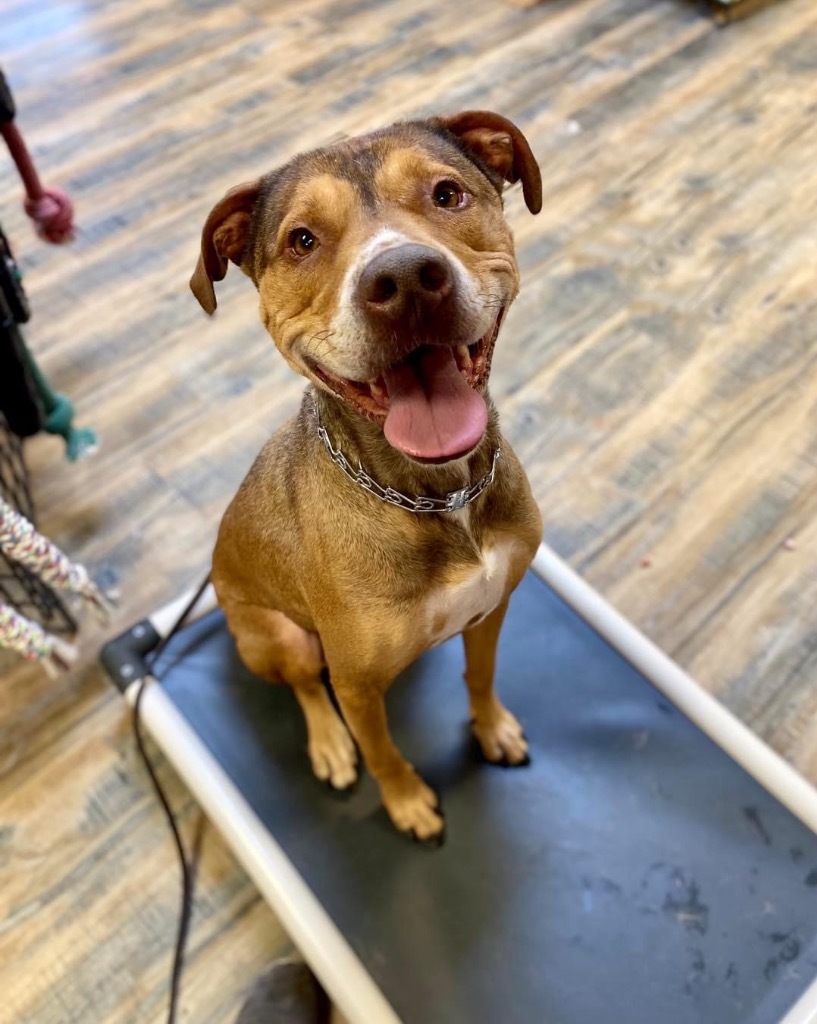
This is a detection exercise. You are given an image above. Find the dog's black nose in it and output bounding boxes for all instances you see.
[357,244,453,323]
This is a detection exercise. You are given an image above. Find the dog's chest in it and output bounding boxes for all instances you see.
[422,537,515,646]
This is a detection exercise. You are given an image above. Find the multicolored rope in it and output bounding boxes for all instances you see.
[0,603,77,677]
[0,498,111,622]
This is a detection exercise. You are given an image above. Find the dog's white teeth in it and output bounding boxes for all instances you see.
[369,381,386,400]
[456,345,473,373]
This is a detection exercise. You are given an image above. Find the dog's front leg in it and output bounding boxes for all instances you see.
[463,598,529,766]
[333,682,445,842]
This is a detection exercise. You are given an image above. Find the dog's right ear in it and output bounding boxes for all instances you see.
[190,180,262,314]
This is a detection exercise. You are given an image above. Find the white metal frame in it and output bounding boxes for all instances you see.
[125,544,817,1024]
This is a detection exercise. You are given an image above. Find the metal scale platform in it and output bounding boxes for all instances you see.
[102,546,817,1024]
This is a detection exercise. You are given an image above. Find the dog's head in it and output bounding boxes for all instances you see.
[191,111,541,463]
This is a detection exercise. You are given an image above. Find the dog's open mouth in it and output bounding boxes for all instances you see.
[313,311,503,462]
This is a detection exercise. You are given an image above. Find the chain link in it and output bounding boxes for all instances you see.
[314,413,500,514]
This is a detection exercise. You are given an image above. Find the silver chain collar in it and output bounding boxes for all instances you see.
[314,405,500,514]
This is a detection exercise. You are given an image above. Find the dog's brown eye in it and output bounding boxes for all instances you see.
[289,228,318,257]
[433,181,464,209]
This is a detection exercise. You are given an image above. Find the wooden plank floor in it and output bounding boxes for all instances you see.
[1,0,816,1019]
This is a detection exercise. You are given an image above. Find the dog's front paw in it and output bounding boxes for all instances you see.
[473,705,529,766]
[380,769,444,843]
[307,716,358,791]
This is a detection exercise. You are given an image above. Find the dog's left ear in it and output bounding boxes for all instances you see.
[190,179,262,315]
[436,110,542,215]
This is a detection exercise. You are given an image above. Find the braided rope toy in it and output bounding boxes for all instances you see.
[0,603,77,678]
[0,499,113,673]
[0,498,112,620]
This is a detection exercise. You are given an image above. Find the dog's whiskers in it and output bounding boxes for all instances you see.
[478,293,506,313]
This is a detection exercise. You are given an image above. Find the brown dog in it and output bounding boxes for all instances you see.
[191,111,543,841]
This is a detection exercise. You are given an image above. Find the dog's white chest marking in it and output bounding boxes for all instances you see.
[424,539,515,646]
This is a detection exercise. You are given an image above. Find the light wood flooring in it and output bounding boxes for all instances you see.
[1,0,815,1020]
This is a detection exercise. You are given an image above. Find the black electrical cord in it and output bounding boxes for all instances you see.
[132,572,212,1024]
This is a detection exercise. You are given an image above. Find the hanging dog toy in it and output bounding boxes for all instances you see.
[19,338,99,461]
[0,498,113,620]
[0,68,97,461]
[0,498,113,674]
[0,603,77,678]
[0,71,74,243]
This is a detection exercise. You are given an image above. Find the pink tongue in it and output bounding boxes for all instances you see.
[382,347,487,460]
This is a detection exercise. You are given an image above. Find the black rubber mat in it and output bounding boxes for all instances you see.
[150,572,817,1024]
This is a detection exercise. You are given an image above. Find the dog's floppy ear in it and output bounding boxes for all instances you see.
[190,180,262,314]
[437,110,542,215]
